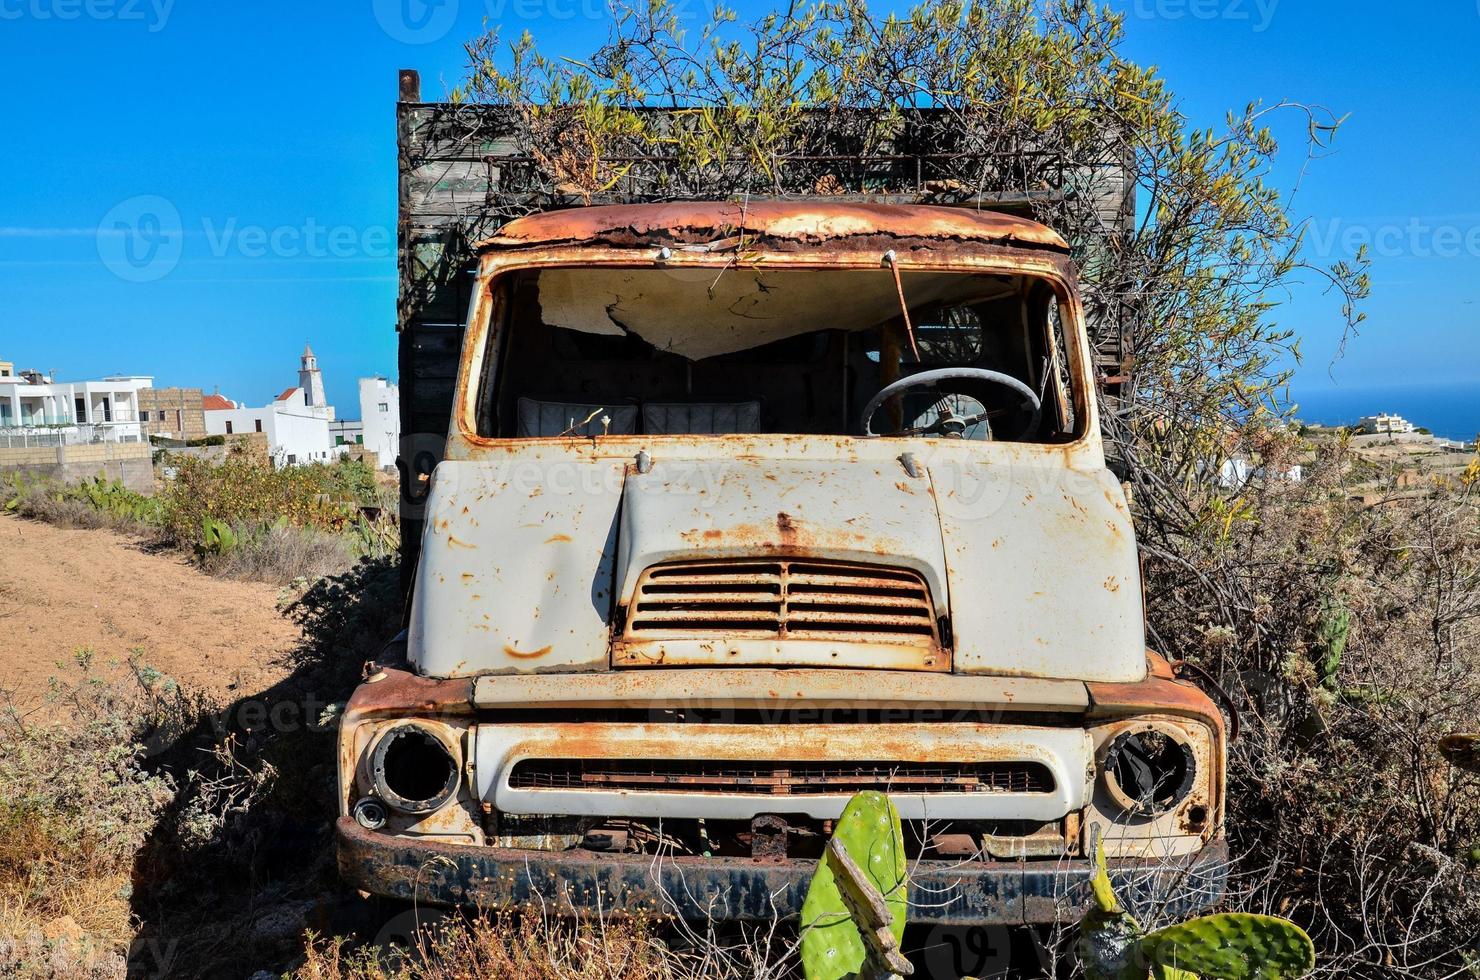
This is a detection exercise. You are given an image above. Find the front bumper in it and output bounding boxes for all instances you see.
[337,818,1228,925]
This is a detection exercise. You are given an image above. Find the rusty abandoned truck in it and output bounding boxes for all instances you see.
[334,193,1230,925]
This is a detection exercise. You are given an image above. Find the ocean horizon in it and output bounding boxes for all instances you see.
[1289,379,1480,443]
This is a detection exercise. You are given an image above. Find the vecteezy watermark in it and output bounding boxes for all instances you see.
[200,216,393,261]
[138,691,349,759]
[0,0,175,31]
[1125,0,1279,32]
[917,924,1054,979]
[96,195,184,283]
[1306,216,1480,260]
[96,197,394,282]
[373,0,460,44]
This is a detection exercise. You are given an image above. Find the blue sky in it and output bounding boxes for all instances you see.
[2,0,1477,416]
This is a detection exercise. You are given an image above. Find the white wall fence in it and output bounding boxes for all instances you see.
[0,423,150,449]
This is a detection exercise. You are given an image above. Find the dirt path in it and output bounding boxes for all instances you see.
[0,513,301,708]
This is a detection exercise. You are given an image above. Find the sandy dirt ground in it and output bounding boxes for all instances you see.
[0,513,301,708]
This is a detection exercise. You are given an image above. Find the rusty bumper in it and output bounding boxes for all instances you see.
[337,818,1227,926]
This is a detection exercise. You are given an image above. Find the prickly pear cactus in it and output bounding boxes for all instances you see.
[1078,840,1315,980]
[1077,840,1145,980]
[200,516,237,555]
[1141,913,1316,980]
[1150,965,1199,980]
[1314,594,1351,690]
[800,791,908,980]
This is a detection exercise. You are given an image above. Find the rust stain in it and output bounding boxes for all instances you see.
[1103,576,1120,593]
[776,512,797,538]
[461,573,476,582]
[544,533,573,544]
[504,644,554,660]
[447,535,476,550]
[479,200,1071,253]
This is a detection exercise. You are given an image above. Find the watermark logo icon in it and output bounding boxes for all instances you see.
[0,0,176,32]
[96,195,183,283]
[374,0,459,44]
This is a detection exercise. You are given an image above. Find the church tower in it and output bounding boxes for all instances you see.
[299,344,327,410]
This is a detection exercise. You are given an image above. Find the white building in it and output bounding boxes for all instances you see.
[297,345,333,420]
[202,348,337,467]
[358,377,400,469]
[1358,413,1416,435]
[0,366,153,444]
[330,419,364,451]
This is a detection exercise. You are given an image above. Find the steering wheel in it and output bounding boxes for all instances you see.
[860,367,1042,439]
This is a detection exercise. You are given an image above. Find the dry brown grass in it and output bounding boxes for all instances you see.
[0,658,185,979]
[200,522,358,585]
[295,911,797,980]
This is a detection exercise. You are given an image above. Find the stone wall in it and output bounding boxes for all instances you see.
[0,441,155,494]
[138,387,207,441]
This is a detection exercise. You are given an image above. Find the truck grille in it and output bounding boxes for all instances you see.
[625,560,938,643]
[507,759,1054,796]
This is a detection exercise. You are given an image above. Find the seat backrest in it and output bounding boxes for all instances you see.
[516,398,639,437]
[643,401,762,435]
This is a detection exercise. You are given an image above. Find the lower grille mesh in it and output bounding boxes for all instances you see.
[507,759,1055,796]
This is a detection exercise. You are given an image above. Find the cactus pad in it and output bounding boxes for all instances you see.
[1141,913,1315,980]
[1078,839,1147,980]
[800,791,908,980]
[1150,965,1200,980]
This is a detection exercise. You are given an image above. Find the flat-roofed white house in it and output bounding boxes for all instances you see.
[1358,413,1416,435]
[330,419,364,451]
[358,377,400,469]
[0,367,153,444]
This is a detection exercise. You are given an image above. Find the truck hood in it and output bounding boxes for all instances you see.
[408,452,1145,683]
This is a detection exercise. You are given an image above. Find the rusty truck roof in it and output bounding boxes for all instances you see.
[478,201,1070,253]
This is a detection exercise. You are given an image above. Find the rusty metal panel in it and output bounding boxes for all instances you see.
[927,442,1146,682]
[413,227,1143,683]
[470,667,1090,712]
[472,722,1091,821]
[336,816,1227,925]
[479,200,1071,252]
[612,458,950,671]
[407,458,627,676]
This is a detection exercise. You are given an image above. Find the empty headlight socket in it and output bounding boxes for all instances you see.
[370,723,461,815]
[1100,722,1198,819]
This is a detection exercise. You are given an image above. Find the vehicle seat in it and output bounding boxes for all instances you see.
[516,398,639,437]
[643,401,761,435]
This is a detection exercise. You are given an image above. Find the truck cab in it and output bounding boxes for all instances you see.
[336,201,1227,925]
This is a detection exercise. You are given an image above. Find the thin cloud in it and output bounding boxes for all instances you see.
[0,227,119,238]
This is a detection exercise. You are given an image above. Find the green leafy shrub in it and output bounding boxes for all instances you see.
[4,454,398,584]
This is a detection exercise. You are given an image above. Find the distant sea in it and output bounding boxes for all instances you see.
[1290,380,1480,443]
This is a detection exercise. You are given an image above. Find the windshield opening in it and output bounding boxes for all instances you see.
[475,266,1083,443]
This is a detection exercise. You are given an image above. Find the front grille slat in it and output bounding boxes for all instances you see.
[625,559,939,644]
[508,759,1054,796]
